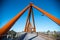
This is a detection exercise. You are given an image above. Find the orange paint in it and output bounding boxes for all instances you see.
[0,5,30,35]
[32,4,60,25]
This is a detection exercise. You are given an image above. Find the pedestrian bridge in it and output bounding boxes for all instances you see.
[0,3,60,40]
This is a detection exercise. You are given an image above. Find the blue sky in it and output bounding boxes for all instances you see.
[0,0,60,32]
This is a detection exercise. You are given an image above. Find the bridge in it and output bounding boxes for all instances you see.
[0,3,60,40]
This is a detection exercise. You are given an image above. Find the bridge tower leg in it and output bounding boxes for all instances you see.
[24,3,36,32]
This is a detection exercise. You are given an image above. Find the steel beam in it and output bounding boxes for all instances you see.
[32,4,60,25]
[0,5,30,35]
[24,3,32,32]
[31,8,36,32]
[24,7,31,32]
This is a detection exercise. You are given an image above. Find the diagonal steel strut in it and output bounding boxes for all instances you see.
[31,4,60,25]
[0,5,30,35]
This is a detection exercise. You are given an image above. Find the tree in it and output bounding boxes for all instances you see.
[54,31,56,34]
[7,30,16,38]
[47,30,50,34]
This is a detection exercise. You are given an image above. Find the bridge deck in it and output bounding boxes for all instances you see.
[24,33,46,40]
[14,32,55,40]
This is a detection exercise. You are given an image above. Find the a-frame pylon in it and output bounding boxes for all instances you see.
[24,4,36,32]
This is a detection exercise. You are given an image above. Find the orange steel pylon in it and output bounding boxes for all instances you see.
[0,3,60,36]
[24,5,36,32]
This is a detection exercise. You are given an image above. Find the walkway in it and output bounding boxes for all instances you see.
[23,32,46,40]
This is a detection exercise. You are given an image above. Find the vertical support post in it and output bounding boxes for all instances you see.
[31,8,36,32]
